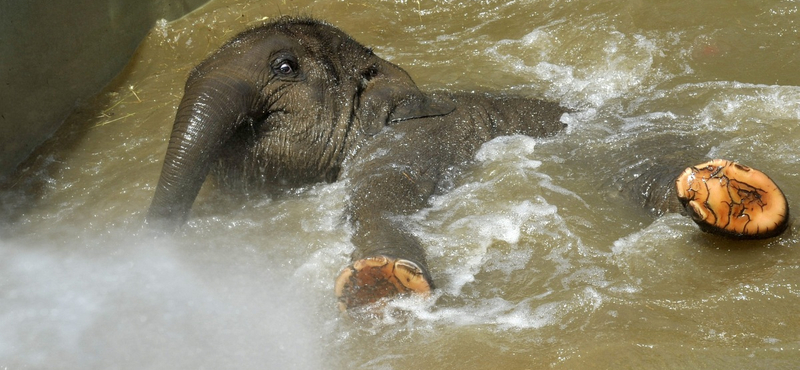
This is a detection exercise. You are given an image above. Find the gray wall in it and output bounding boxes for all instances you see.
[0,0,209,180]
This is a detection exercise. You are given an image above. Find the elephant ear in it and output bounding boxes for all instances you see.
[357,84,455,136]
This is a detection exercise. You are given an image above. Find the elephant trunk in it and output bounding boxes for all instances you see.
[147,74,255,230]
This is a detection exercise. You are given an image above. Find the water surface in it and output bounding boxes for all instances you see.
[2,0,799,368]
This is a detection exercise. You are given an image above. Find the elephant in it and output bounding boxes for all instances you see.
[147,17,789,312]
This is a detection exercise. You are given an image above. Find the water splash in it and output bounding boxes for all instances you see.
[0,231,330,370]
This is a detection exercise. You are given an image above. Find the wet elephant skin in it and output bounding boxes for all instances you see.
[146,17,568,302]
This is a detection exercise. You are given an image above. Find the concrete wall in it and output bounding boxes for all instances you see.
[0,0,209,180]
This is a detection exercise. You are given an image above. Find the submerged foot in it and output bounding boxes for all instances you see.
[675,159,789,239]
[334,256,432,312]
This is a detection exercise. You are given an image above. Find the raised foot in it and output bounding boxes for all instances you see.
[334,256,432,312]
[676,159,789,239]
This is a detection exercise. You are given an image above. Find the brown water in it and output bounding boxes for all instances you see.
[2,0,799,368]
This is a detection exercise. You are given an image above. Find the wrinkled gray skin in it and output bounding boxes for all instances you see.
[147,17,567,290]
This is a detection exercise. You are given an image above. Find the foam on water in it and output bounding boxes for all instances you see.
[351,134,615,332]
[610,214,695,267]
[486,22,670,109]
[367,284,605,332]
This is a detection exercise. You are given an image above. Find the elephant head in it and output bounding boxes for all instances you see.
[147,17,453,229]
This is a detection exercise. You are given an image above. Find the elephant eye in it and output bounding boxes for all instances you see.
[278,62,293,74]
[271,57,299,77]
[361,64,379,83]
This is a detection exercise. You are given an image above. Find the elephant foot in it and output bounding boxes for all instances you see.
[334,256,432,312]
[676,159,789,239]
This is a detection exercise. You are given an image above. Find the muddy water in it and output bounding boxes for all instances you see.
[2,0,799,368]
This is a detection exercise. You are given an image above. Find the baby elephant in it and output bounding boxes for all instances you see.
[147,17,789,311]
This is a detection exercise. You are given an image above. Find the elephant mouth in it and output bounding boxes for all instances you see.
[388,95,457,123]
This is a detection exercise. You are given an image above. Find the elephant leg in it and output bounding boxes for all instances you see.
[674,159,789,239]
[605,131,789,239]
[629,158,789,239]
[333,95,567,311]
[335,164,441,312]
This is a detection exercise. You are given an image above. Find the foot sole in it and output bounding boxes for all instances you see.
[334,256,432,312]
[676,159,789,239]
